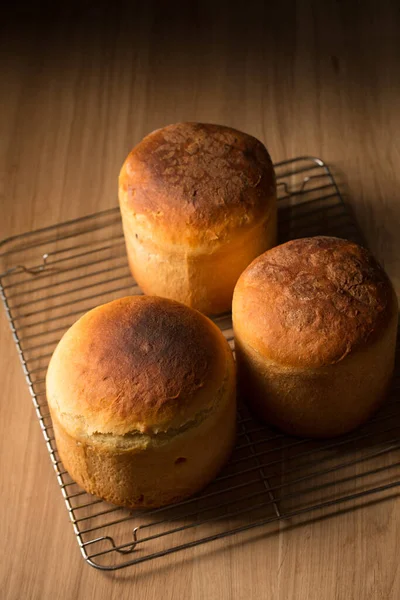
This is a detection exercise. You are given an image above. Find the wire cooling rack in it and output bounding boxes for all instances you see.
[1,157,399,570]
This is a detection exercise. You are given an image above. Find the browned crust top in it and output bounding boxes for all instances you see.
[233,236,397,368]
[118,122,276,242]
[46,296,231,435]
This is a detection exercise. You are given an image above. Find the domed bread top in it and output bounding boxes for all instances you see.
[46,296,233,437]
[118,122,276,247]
[233,236,397,369]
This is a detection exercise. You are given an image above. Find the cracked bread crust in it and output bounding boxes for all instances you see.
[119,122,276,247]
[233,236,397,369]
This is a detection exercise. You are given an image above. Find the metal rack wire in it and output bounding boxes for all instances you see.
[1,156,399,570]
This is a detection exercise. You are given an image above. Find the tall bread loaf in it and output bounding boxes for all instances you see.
[233,237,398,438]
[119,122,277,315]
[46,296,236,508]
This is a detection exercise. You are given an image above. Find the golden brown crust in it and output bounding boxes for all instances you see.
[46,296,233,436]
[50,373,236,509]
[235,317,397,438]
[233,236,397,368]
[118,122,276,245]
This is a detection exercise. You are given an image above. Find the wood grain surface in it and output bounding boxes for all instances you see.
[1,2,400,599]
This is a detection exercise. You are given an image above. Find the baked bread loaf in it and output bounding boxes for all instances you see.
[118,122,277,315]
[46,296,236,508]
[232,236,398,438]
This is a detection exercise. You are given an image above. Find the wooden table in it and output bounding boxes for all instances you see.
[1,3,400,598]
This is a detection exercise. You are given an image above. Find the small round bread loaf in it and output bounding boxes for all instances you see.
[46,296,236,508]
[118,122,277,315]
[232,236,398,438]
